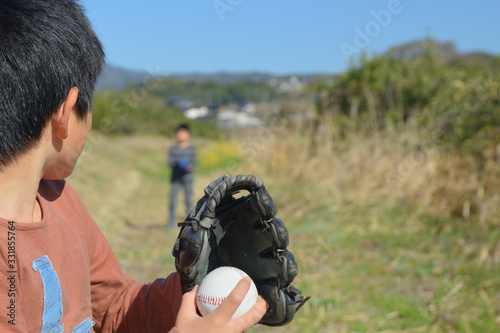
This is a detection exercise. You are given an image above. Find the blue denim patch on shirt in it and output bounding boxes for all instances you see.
[72,317,95,333]
[33,255,95,333]
[32,256,64,333]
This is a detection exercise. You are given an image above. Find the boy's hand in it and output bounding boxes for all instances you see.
[174,278,267,333]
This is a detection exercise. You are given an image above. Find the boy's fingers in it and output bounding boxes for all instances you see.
[178,285,199,321]
[212,277,251,321]
[234,296,268,329]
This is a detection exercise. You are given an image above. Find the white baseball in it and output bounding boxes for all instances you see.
[196,266,258,319]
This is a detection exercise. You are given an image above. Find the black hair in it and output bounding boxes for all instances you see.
[0,0,105,166]
[176,123,191,133]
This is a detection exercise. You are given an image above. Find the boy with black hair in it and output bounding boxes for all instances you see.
[0,0,266,332]
[168,124,197,229]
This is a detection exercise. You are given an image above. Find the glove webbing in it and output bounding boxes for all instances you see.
[180,175,265,243]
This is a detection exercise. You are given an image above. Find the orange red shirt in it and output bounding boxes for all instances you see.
[0,179,182,332]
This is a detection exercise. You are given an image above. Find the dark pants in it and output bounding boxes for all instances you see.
[168,174,193,228]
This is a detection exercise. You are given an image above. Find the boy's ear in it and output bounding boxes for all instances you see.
[53,87,79,140]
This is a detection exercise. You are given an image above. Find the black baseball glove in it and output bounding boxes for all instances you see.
[172,174,310,326]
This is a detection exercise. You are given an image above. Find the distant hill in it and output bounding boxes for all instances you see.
[385,39,458,61]
[385,39,500,68]
[169,72,275,84]
[95,64,325,91]
[95,65,163,91]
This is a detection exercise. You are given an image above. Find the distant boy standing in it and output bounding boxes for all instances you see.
[168,124,197,229]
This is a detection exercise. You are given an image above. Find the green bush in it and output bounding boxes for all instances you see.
[315,41,500,156]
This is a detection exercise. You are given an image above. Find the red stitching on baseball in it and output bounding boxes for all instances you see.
[197,267,248,309]
[220,266,246,278]
[197,294,226,306]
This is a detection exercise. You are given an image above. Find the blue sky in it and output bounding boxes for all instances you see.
[81,0,500,75]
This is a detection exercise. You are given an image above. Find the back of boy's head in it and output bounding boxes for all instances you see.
[0,0,105,166]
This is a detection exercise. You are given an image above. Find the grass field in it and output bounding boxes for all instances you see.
[68,133,500,333]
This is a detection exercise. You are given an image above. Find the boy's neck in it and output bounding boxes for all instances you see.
[177,141,189,149]
[0,152,45,223]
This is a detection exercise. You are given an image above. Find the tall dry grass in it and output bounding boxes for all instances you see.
[237,119,500,229]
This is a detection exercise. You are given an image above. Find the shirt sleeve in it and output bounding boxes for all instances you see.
[168,146,177,168]
[85,209,183,332]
